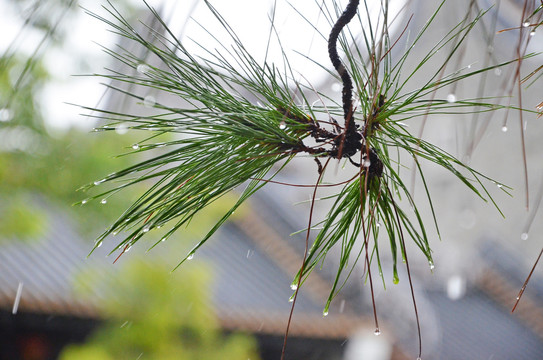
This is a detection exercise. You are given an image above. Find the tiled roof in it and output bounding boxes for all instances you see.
[0,196,369,339]
[0,206,101,318]
[426,289,543,360]
[2,194,543,358]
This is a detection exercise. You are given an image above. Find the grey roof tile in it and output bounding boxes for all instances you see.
[427,289,543,359]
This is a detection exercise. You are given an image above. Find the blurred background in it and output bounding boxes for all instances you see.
[1,0,543,359]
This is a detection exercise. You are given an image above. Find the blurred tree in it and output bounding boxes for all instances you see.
[0,54,142,239]
[0,0,147,240]
[60,260,261,360]
[1,2,257,359]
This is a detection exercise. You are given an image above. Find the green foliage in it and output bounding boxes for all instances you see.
[0,54,48,133]
[60,260,260,360]
[0,194,47,241]
[0,56,144,238]
[0,0,148,239]
[0,124,145,237]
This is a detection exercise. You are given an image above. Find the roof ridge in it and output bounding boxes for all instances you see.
[477,267,543,340]
[235,208,358,316]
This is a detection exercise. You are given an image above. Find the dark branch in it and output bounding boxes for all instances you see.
[328,0,359,129]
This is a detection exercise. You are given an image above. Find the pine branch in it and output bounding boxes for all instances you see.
[82,0,528,311]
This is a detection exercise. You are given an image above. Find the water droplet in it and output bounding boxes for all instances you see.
[100,199,107,204]
[374,328,381,336]
[523,21,530,28]
[143,226,150,233]
[288,296,294,303]
[81,199,88,204]
[187,253,195,260]
[0,108,13,122]
[429,261,435,270]
[136,63,150,74]
[132,144,140,150]
[322,310,329,317]
[494,68,502,76]
[125,245,132,252]
[161,237,166,242]
[113,231,118,236]
[290,284,298,291]
[143,95,155,107]
[116,123,128,135]
[446,93,457,103]
[279,121,287,130]
[331,82,342,92]
[447,275,466,300]
[501,125,508,132]
[521,232,529,241]
[376,222,381,228]
[96,241,103,248]
[497,184,503,188]
[94,179,105,186]
[417,357,422,360]
[529,30,536,37]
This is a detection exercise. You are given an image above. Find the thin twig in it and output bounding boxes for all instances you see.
[512,246,543,313]
[387,185,422,359]
[281,158,329,360]
[359,149,380,334]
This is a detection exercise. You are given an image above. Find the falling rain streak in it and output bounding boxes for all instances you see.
[12,282,24,314]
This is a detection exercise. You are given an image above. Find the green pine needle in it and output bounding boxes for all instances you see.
[83,0,527,298]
